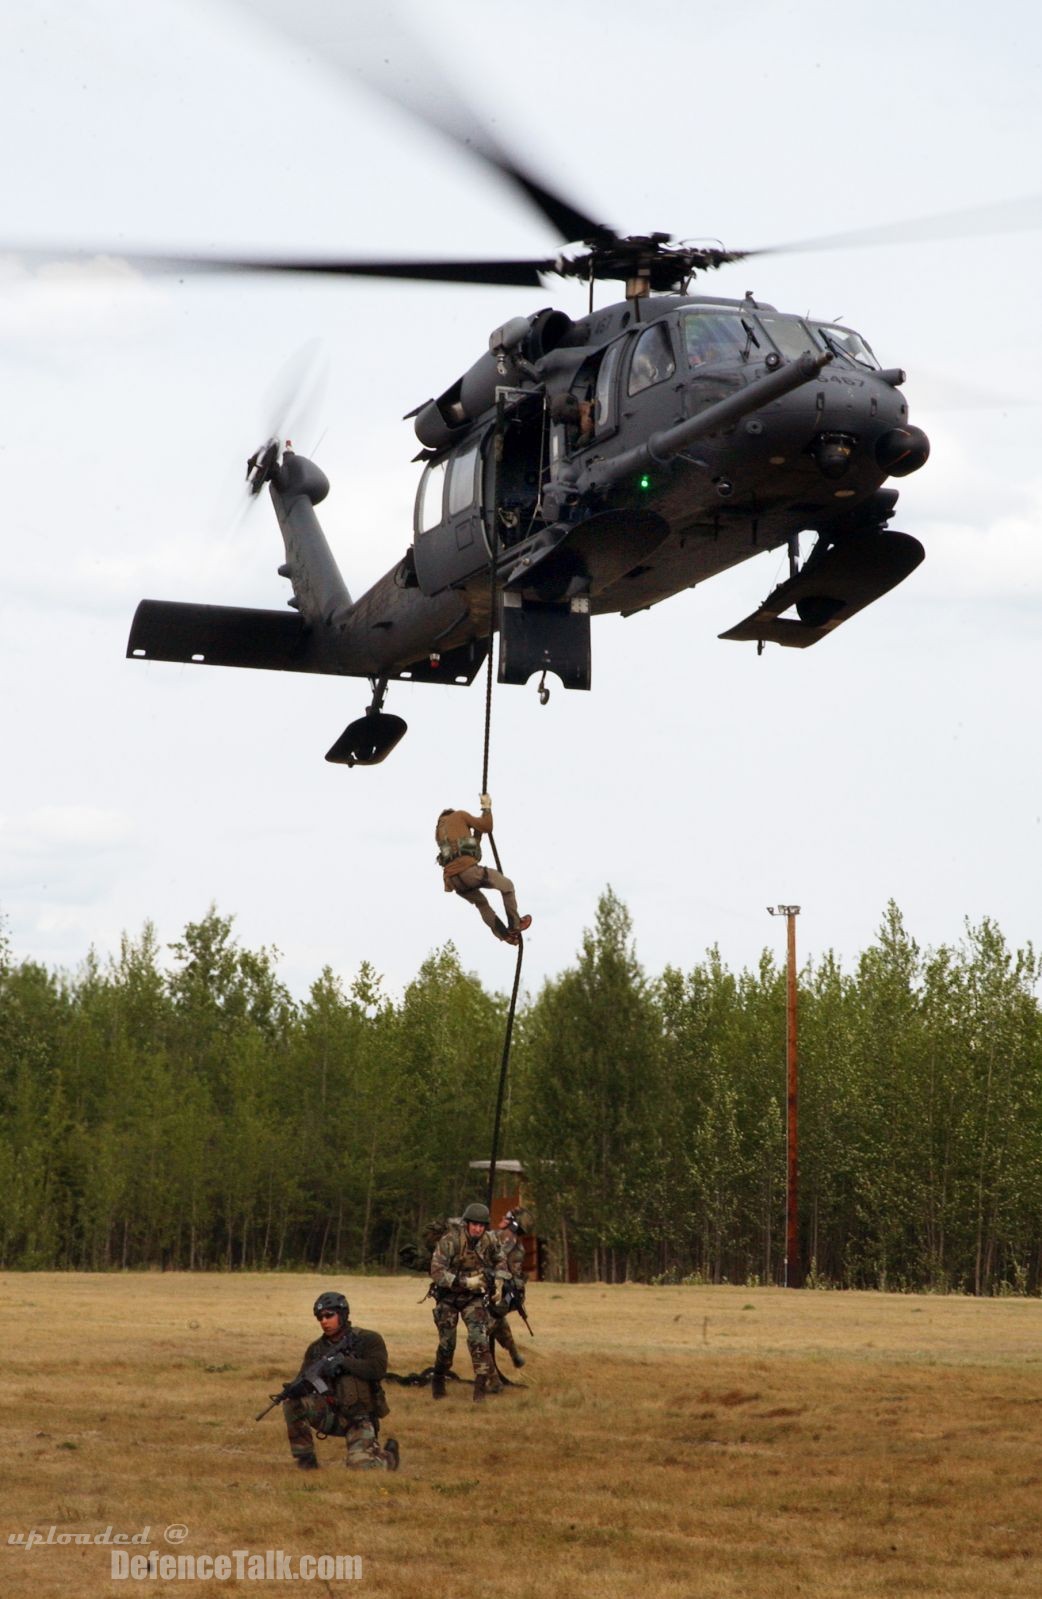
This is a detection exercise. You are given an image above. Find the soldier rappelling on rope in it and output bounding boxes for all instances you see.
[436,794,532,945]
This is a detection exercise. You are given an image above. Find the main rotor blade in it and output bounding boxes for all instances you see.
[745,192,1042,259]
[245,0,615,246]
[9,246,555,289]
[354,59,613,245]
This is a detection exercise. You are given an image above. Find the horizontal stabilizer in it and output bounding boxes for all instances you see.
[719,531,924,649]
[127,600,312,672]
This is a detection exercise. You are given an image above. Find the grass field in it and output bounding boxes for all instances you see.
[3,1274,1042,1597]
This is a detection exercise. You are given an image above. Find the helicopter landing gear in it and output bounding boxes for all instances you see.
[325,676,408,766]
[537,671,550,706]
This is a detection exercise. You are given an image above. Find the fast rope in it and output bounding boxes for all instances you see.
[483,387,524,1213]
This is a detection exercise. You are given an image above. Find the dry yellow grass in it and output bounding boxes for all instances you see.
[3,1274,1042,1597]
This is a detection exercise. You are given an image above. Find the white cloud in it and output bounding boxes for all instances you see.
[0,254,171,345]
[1,806,134,852]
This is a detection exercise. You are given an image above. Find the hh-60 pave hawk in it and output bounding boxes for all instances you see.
[122,69,971,766]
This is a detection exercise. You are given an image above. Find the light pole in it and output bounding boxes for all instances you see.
[768,905,801,1288]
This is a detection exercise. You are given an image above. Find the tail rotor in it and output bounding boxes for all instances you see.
[241,337,329,509]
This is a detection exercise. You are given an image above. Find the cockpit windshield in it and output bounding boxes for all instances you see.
[681,311,747,368]
[813,324,880,371]
[756,314,815,362]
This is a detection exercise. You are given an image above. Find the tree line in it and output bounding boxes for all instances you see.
[1,893,1040,1292]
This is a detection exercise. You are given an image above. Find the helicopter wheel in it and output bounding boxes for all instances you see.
[325,711,408,766]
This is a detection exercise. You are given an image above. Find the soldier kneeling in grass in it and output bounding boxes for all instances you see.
[282,1291,399,1471]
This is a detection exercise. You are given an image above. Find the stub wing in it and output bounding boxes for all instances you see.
[719,530,924,649]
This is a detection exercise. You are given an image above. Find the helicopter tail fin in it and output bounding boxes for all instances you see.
[268,450,353,622]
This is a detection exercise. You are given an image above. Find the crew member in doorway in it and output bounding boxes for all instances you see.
[436,794,532,945]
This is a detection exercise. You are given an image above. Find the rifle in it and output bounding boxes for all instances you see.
[494,1281,534,1337]
[254,1329,360,1422]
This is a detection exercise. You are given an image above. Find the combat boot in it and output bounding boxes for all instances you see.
[431,1360,449,1400]
[511,1350,526,1369]
[384,1438,400,1472]
[295,1452,319,1471]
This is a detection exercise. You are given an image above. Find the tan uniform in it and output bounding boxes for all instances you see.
[436,807,520,938]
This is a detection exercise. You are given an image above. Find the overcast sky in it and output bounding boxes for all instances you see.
[3,0,1041,1002]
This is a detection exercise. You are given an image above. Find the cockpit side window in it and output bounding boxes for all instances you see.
[681,311,747,368]
[628,322,676,396]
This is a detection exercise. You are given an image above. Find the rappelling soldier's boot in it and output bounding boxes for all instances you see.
[516,915,532,934]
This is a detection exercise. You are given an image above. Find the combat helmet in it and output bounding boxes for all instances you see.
[461,1202,491,1229]
[503,1206,533,1235]
[313,1290,349,1329]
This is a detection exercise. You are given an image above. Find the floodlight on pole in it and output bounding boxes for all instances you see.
[768,905,801,1288]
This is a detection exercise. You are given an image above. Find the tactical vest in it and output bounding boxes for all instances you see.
[458,1236,488,1275]
[436,835,481,866]
[433,1224,497,1302]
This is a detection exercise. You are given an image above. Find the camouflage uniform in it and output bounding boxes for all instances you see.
[488,1224,527,1366]
[283,1326,395,1469]
[430,1222,510,1384]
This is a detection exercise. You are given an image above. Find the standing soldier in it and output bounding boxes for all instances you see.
[489,1207,532,1370]
[429,1202,510,1402]
[283,1291,399,1471]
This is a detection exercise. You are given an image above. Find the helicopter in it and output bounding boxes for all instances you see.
[120,46,948,767]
